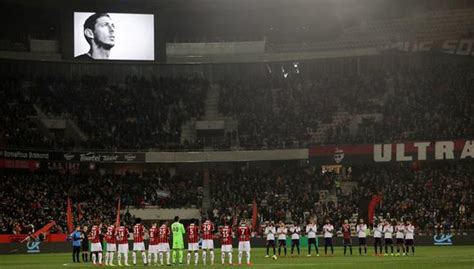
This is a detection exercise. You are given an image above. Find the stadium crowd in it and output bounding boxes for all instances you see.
[208,161,473,235]
[0,170,202,234]
[1,57,473,151]
[218,59,474,148]
[0,75,208,151]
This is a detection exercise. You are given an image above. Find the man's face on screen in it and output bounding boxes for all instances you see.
[93,16,115,48]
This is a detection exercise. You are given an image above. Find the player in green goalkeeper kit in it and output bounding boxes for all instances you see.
[171,216,186,264]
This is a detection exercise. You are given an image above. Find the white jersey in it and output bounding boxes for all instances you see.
[357,224,367,238]
[373,224,383,238]
[405,225,415,240]
[290,227,301,240]
[395,225,405,239]
[277,227,288,240]
[383,225,394,238]
[264,226,276,241]
[323,224,334,238]
[305,224,317,239]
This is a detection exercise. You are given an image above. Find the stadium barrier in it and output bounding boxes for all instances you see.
[1,235,472,255]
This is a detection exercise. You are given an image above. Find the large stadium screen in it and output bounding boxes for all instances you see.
[74,12,155,61]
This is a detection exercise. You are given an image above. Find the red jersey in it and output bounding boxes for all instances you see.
[220,225,233,245]
[105,225,116,244]
[157,224,170,244]
[237,225,251,242]
[201,221,215,240]
[187,224,199,244]
[116,226,129,244]
[133,224,145,243]
[342,224,351,240]
[149,226,159,245]
[89,225,101,243]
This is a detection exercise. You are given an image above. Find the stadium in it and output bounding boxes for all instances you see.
[0,0,473,268]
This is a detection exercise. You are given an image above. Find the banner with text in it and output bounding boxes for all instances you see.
[0,149,145,163]
[380,38,474,57]
[309,139,474,165]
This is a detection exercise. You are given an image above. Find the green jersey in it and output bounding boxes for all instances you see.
[171,221,185,249]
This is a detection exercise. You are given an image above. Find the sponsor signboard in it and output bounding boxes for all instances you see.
[0,149,145,163]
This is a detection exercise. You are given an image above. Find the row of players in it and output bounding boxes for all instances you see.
[262,218,415,258]
[71,216,252,266]
[71,217,415,266]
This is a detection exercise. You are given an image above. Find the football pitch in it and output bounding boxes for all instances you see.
[0,246,473,269]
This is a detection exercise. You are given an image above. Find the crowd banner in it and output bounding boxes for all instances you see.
[309,139,474,165]
[380,38,474,57]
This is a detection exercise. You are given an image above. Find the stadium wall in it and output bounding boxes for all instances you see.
[0,235,472,254]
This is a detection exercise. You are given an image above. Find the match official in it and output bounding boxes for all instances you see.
[69,226,82,263]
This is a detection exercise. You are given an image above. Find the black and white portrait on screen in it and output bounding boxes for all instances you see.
[74,12,154,61]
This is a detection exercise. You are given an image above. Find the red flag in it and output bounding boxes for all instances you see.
[115,198,121,227]
[22,221,56,242]
[368,194,382,224]
[66,197,73,233]
[251,199,258,229]
[77,203,83,221]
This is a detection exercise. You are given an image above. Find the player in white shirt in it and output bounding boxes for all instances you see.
[276,222,288,256]
[383,220,394,256]
[305,219,319,257]
[289,222,301,256]
[322,219,334,255]
[395,220,406,256]
[404,220,415,256]
[356,219,367,255]
[372,220,383,256]
[264,222,276,258]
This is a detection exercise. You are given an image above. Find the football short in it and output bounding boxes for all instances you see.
[188,243,199,251]
[343,238,352,246]
[148,244,159,254]
[81,243,89,252]
[173,240,184,249]
[324,238,333,246]
[358,238,367,245]
[221,244,232,252]
[291,239,300,246]
[238,241,251,252]
[106,243,116,252]
[308,238,317,245]
[396,238,404,245]
[133,242,146,251]
[202,239,214,249]
[405,239,414,246]
[374,237,382,245]
[90,242,102,252]
[278,239,286,246]
[118,243,129,253]
[266,240,275,247]
[384,238,393,245]
[158,243,170,252]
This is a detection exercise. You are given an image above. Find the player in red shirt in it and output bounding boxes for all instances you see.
[116,223,130,266]
[132,218,148,266]
[104,223,117,266]
[237,220,252,265]
[220,221,233,265]
[158,220,171,266]
[88,223,103,265]
[201,218,215,265]
[147,222,159,265]
[342,219,353,255]
[186,219,199,266]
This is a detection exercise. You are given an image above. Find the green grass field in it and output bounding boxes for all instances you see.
[1,246,473,269]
